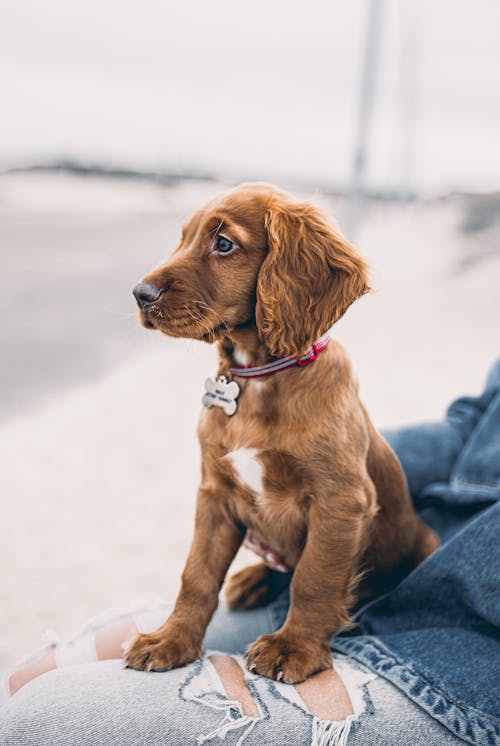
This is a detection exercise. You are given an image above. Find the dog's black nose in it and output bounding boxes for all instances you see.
[133,282,162,309]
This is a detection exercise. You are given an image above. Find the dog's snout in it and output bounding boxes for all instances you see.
[133,282,163,308]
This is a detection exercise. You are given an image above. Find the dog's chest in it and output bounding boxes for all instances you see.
[222,445,310,558]
[202,376,327,560]
[225,448,264,497]
[218,379,310,503]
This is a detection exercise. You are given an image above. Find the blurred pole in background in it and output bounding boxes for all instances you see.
[343,0,384,241]
[394,1,419,200]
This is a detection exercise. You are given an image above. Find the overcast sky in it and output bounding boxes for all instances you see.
[1,0,500,192]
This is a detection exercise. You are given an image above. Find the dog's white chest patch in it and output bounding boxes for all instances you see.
[225,448,263,495]
[232,346,251,367]
[252,380,266,392]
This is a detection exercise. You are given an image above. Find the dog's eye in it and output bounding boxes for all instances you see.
[215,235,236,254]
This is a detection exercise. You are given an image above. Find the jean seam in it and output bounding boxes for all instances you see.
[331,637,499,746]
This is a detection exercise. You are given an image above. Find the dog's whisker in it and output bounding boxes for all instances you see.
[103,307,138,319]
[192,300,230,336]
[178,301,219,342]
[208,220,224,239]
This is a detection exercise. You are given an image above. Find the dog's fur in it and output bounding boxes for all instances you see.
[125,184,439,683]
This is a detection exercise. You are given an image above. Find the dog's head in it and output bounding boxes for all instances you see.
[133,184,369,357]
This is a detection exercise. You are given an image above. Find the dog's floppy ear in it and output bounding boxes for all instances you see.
[255,196,370,358]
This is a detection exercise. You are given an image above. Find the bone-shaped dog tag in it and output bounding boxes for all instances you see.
[202,375,240,416]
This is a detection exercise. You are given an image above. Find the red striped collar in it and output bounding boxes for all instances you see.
[228,332,331,379]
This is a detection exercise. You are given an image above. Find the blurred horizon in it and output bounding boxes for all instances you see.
[4,159,500,200]
[2,0,500,195]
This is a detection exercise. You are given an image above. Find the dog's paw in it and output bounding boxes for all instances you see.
[124,630,201,672]
[225,563,275,610]
[245,632,332,683]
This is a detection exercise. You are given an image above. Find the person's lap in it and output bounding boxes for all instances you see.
[0,655,465,746]
[0,596,466,745]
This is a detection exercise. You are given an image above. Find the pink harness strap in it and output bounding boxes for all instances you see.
[243,530,291,573]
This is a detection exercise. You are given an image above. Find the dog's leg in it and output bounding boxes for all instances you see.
[225,562,291,610]
[124,487,244,672]
[361,426,440,594]
[245,488,375,683]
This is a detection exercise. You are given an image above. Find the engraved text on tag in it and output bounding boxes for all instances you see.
[202,376,240,416]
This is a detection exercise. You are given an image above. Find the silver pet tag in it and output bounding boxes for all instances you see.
[202,375,240,416]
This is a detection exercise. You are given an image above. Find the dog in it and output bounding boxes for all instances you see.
[125,183,439,683]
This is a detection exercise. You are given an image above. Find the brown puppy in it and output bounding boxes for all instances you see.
[125,183,439,683]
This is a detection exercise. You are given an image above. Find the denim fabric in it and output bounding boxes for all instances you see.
[328,359,500,746]
[385,358,500,507]
[0,658,465,746]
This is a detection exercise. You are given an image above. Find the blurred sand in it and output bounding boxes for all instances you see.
[1,172,499,668]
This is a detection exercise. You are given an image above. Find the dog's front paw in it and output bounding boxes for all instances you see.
[245,631,332,683]
[124,630,201,672]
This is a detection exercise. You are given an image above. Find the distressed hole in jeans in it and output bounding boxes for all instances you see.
[208,654,260,717]
[295,669,354,721]
[270,655,377,746]
[8,650,56,697]
[273,655,374,720]
[95,618,139,660]
[179,654,264,745]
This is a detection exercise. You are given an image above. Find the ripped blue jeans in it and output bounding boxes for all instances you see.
[4,361,500,745]
[0,597,464,746]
